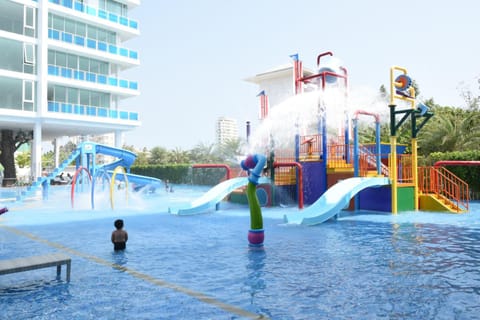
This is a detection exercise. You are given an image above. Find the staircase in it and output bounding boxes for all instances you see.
[16,149,81,201]
[418,166,469,213]
[359,145,389,176]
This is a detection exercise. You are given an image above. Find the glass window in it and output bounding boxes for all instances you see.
[79,57,89,72]
[76,22,86,37]
[65,19,75,35]
[24,44,35,64]
[48,85,54,101]
[97,29,107,42]
[99,62,108,75]
[87,25,97,40]
[90,92,100,107]
[48,50,55,65]
[90,60,100,73]
[98,0,107,11]
[79,89,89,105]
[67,88,78,104]
[107,31,116,44]
[25,6,35,28]
[56,52,66,67]
[67,54,77,69]
[55,86,66,103]
[23,80,34,102]
[52,16,64,31]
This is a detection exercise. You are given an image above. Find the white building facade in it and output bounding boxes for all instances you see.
[0,0,141,179]
[215,117,239,145]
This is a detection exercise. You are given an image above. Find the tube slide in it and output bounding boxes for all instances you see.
[95,144,137,170]
[283,177,390,226]
[169,176,270,215]
[113,172,163,189]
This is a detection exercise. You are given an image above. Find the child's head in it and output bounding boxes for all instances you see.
[114,219,124,230]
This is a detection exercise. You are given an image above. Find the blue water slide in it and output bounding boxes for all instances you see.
[283,177,390,226]
[112,172,163,189]
[169,176,270,215]
[94,144,137,170]
[91,144,163,188]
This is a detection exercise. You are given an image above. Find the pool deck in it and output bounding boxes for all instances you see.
[0,253,71,282]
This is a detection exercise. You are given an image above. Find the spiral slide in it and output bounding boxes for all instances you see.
[169,176,270,215]
[283,177,390,226]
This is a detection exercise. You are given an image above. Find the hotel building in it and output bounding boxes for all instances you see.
[215,116,239,145]
[0,0,141,179]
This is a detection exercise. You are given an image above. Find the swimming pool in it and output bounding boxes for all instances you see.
[1,185,480,319]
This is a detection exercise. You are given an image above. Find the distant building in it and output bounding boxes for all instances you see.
[0,0,141,178]
[216,117,239,145]
[245,63,315,112]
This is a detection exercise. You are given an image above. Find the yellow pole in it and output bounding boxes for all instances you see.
[390,135,397,214]
[408,89,419,211]
[389,67,399,214]
[412,138,419,210]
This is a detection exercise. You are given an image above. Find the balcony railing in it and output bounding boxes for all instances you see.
[48,65,138,91]
[48,101,139,121]
[48,0,139,31]
[48,29,138,61]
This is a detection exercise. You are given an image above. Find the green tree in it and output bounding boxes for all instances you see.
[16,151,30,168]
[168,147,190,164]
[188,142,221,163]
[0,130,33,186]
[216,138,245,164]
[418,105,480,155]
[149,146,169,165]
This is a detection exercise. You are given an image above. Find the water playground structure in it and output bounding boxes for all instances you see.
[5,52,473,249]
[14,141,163,209]
[171,52,471,245]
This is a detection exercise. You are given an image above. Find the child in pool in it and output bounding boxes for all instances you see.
[111,219,128,251]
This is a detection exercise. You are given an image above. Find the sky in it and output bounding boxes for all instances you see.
[121,0,480,151]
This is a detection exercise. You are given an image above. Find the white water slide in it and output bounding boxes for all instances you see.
[283,177,390,226]
[169,177,270,215]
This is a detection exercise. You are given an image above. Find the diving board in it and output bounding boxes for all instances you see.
[284,177,390,226]
[0,253,71,282]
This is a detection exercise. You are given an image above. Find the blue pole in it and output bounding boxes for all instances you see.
[344,112,350,163]
[353,119,359,177]
[375,121,381,175]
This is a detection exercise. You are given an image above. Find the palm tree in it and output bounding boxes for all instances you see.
[418,106,480,155]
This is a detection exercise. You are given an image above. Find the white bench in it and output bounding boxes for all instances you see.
[0,253,71,282]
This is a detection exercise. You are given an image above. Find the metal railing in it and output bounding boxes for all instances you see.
[47,65,138,91]
[418,166,469,211]
[47,101,139,121]
[48,0,139,31]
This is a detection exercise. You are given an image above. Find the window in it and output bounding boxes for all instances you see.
[23,43,35,65]
[56,52,66,67]
[23,80,34,103]
[23,80,34,111]
[67,53,77,69]
[67,88,78,104]
[24,6,35,37]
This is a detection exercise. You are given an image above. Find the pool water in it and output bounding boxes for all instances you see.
[1,185,480,319]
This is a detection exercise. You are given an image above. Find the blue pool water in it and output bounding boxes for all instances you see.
[1,185,480,319]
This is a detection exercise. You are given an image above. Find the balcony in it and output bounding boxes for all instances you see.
[48,65,138,91]
[48,0,139,31]
[48,29,138,62]
[48,101,139,121]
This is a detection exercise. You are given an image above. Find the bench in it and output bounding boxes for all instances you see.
[0,253,71,282]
